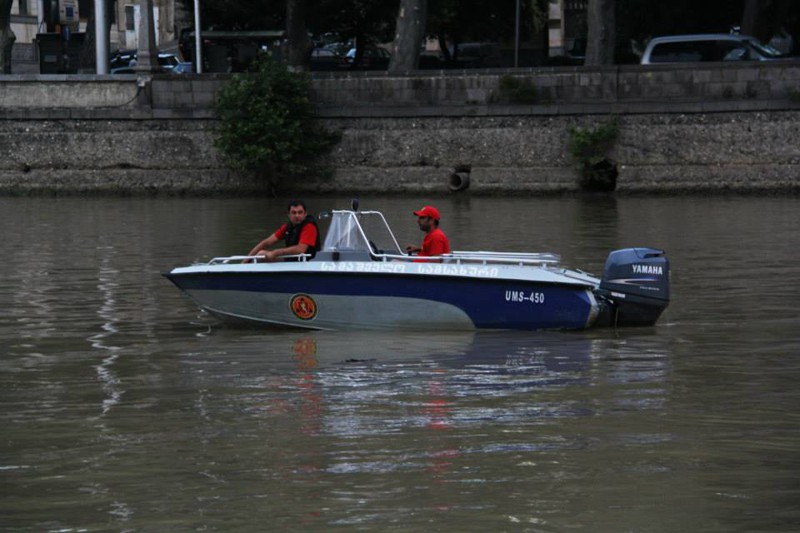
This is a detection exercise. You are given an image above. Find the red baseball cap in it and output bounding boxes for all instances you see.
[413,205,441,221]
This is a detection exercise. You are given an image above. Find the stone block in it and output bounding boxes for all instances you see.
[674,69,694,84]
[692,70,713,83]
[736,68,760,82]
[466,88,490,104]
[721,68,739,82]
[618,82,642,99]
[193,91,216,107]
[173,91,195,108]
[153,92,175,108]
[640,84,665,99]
[662,84,689,98]
[653,70,677,84]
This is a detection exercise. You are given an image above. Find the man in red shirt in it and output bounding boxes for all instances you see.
[405,205,451,261]
[247,200,320,261]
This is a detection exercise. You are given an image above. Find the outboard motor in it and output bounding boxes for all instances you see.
[595,248,670,327]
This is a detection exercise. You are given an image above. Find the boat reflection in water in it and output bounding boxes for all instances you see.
[191,328,671,414]
[182,328,672,518]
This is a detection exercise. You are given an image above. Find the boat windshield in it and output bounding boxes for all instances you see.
[321,211,403,255]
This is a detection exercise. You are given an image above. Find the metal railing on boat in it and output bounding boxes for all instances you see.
[202,251,558,267]
[371,250,560,266]
[205,254,311,265]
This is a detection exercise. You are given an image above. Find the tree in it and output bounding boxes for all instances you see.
[389,0,427,71]
[286,0,312,70]
[0,0,15,74]
[585,0,615,65]
[741,0,796,43]
[177,0,284,31]
[307,0,398,67]
[213,54,338,191]
[426,0,539,65]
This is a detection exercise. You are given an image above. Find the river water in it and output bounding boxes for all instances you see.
[1,195,799,532]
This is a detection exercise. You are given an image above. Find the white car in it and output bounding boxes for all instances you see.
[640,34,786,65]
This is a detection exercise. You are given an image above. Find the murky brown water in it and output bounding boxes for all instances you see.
[1,195,799,531]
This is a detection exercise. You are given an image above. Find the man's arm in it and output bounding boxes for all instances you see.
[259,242,309,261]
[258,224,316,261]
[247,233,279,256]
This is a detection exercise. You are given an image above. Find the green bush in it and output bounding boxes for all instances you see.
[567,119,618,165]
[567,118,620,192]
[213,54,338,188]
[498,74,539,104]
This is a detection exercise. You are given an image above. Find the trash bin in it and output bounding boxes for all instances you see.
[36,32,86,74]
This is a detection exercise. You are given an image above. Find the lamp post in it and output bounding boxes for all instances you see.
[194,0,202,73]
[94,0,108,74]
[514,0,520,67]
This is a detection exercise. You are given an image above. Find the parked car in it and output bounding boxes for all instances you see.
[447,42,503,68]
[108,50,181,71]
[110,66,136,75]
[640,34,786,64]
[157,53,181,70]
[109,48,137,69]
[340,47,391,70]
[170,62,194,74]
[310,48,341,71]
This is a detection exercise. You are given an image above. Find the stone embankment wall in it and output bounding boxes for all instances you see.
[1,62,800,195]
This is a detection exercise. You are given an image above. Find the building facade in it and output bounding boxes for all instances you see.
[7,0,188,73]
[548,0,588,58]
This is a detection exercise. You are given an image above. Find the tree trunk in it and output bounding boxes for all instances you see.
[389,0,427,72]
[0,0,15,74]
[742,0,792,43]
[584,0,615,66]
[81,8,97,72]
[286,0,311,71]
[741,0,766,40]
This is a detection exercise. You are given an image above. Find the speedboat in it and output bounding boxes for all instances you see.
[164,205,670,331]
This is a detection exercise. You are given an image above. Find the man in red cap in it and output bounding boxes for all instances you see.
[406,205,451,261]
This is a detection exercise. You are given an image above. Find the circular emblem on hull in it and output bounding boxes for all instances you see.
[290,294,318,320]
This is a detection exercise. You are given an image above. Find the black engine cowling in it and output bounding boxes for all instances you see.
[594,247,670,327]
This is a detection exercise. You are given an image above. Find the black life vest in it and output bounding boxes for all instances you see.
[283,215,320,259]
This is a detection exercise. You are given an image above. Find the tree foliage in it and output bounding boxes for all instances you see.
[308,0,398,66]
[174,0,800,69]
[567,118,619,191]
[177,0,285,30]
[427,0,541,50]
[213,54,338,188]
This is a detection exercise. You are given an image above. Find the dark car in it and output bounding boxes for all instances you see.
[170,62,194,74]
[446,42,502,68]
[109,49,137,69]
[109,66,136,75]
[310,48,341,71]
[109,50,181,71]
[341,47,391,70]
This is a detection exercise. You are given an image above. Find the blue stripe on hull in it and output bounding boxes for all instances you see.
[168,271,595,330]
